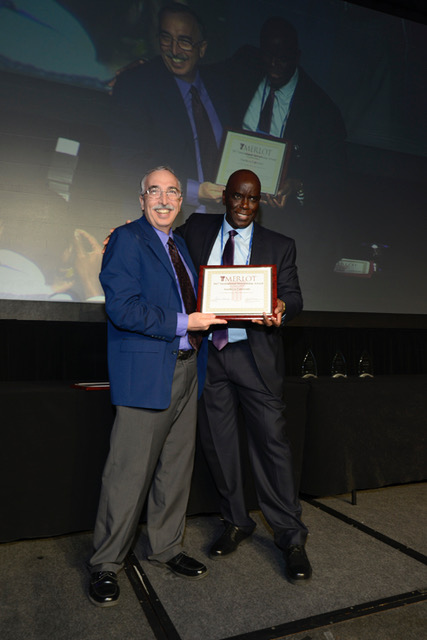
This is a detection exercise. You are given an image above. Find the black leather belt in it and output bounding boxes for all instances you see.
[177,349,195,360]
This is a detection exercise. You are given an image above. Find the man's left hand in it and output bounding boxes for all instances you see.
[261,179,303,209]
[251,299,285,327]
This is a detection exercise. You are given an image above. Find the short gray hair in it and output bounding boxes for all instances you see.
[140,165,182,195]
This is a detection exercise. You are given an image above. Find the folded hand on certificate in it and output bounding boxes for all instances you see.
[251,299,285,327]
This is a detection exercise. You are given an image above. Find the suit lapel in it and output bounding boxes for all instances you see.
[138,218,200,305]
[174,233,198,283]
[283,68,303,139]
[157,60,196,147]
[200,216,223,265]
[139,216,176,281]
[249,223,265,264]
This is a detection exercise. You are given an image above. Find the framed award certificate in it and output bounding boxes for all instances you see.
[215,129,291,195]
[197,265,277,320]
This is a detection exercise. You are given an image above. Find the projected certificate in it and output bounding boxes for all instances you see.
[197,265,277,319]
[215,129,291,195]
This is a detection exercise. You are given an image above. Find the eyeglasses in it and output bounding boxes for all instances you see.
[158,31,203,52]
[143,187,182,200]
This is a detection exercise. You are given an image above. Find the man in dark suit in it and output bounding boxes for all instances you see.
[230,16,347,213]
[176,169,312,583]
[88,166,226,607]
[111,2,230,217]
[225,16,348,295]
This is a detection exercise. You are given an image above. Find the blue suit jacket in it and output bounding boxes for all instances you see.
[100,215,207,409]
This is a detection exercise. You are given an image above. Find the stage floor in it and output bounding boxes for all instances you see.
[1,482,426,640]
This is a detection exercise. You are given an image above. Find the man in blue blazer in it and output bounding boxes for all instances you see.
[88,166,225,607]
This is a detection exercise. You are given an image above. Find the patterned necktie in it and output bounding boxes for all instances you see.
[257,86,275,134]
[167,238,201,351]
[190,85,218,182]
[212,230,237,350]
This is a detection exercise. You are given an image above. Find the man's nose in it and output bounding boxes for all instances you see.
[241,196,250,208]
[171,39,180,57]
[270,54,286,71]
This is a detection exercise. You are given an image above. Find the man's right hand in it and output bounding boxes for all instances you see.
[74,229,104,298]
[188,313,227,331]
[198,182,224,202]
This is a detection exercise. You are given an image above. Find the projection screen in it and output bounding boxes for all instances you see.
[0,0,426,322]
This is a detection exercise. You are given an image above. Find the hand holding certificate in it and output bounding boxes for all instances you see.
[197,265,277,320]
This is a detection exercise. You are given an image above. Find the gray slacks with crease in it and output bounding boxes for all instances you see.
[89,353,198,573]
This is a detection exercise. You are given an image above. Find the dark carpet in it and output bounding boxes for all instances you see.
[0,483,426,640]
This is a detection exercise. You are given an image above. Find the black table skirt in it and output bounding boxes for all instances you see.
[299,375,427,496]
[1,376,425,542]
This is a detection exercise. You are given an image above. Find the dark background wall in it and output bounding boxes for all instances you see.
[1,318,426,382]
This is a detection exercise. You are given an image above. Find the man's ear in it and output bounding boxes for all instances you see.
[222,190,226,205]
[139,194,145,211]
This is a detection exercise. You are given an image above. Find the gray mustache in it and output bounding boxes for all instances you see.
[154,204,174,212]
[163,50,189,62]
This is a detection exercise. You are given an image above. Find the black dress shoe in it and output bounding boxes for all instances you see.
[89,571,120,607]
[210,523,254,558]
[165,552,208,580]
[283,545,312,582]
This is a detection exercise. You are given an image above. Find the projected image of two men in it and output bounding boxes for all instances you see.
[0,0,426,314]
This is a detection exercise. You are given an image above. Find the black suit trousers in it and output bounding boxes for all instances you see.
[198,341,308,548]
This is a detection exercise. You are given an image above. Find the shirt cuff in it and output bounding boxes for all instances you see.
[186,179,201,206]
[176,312,189,336]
